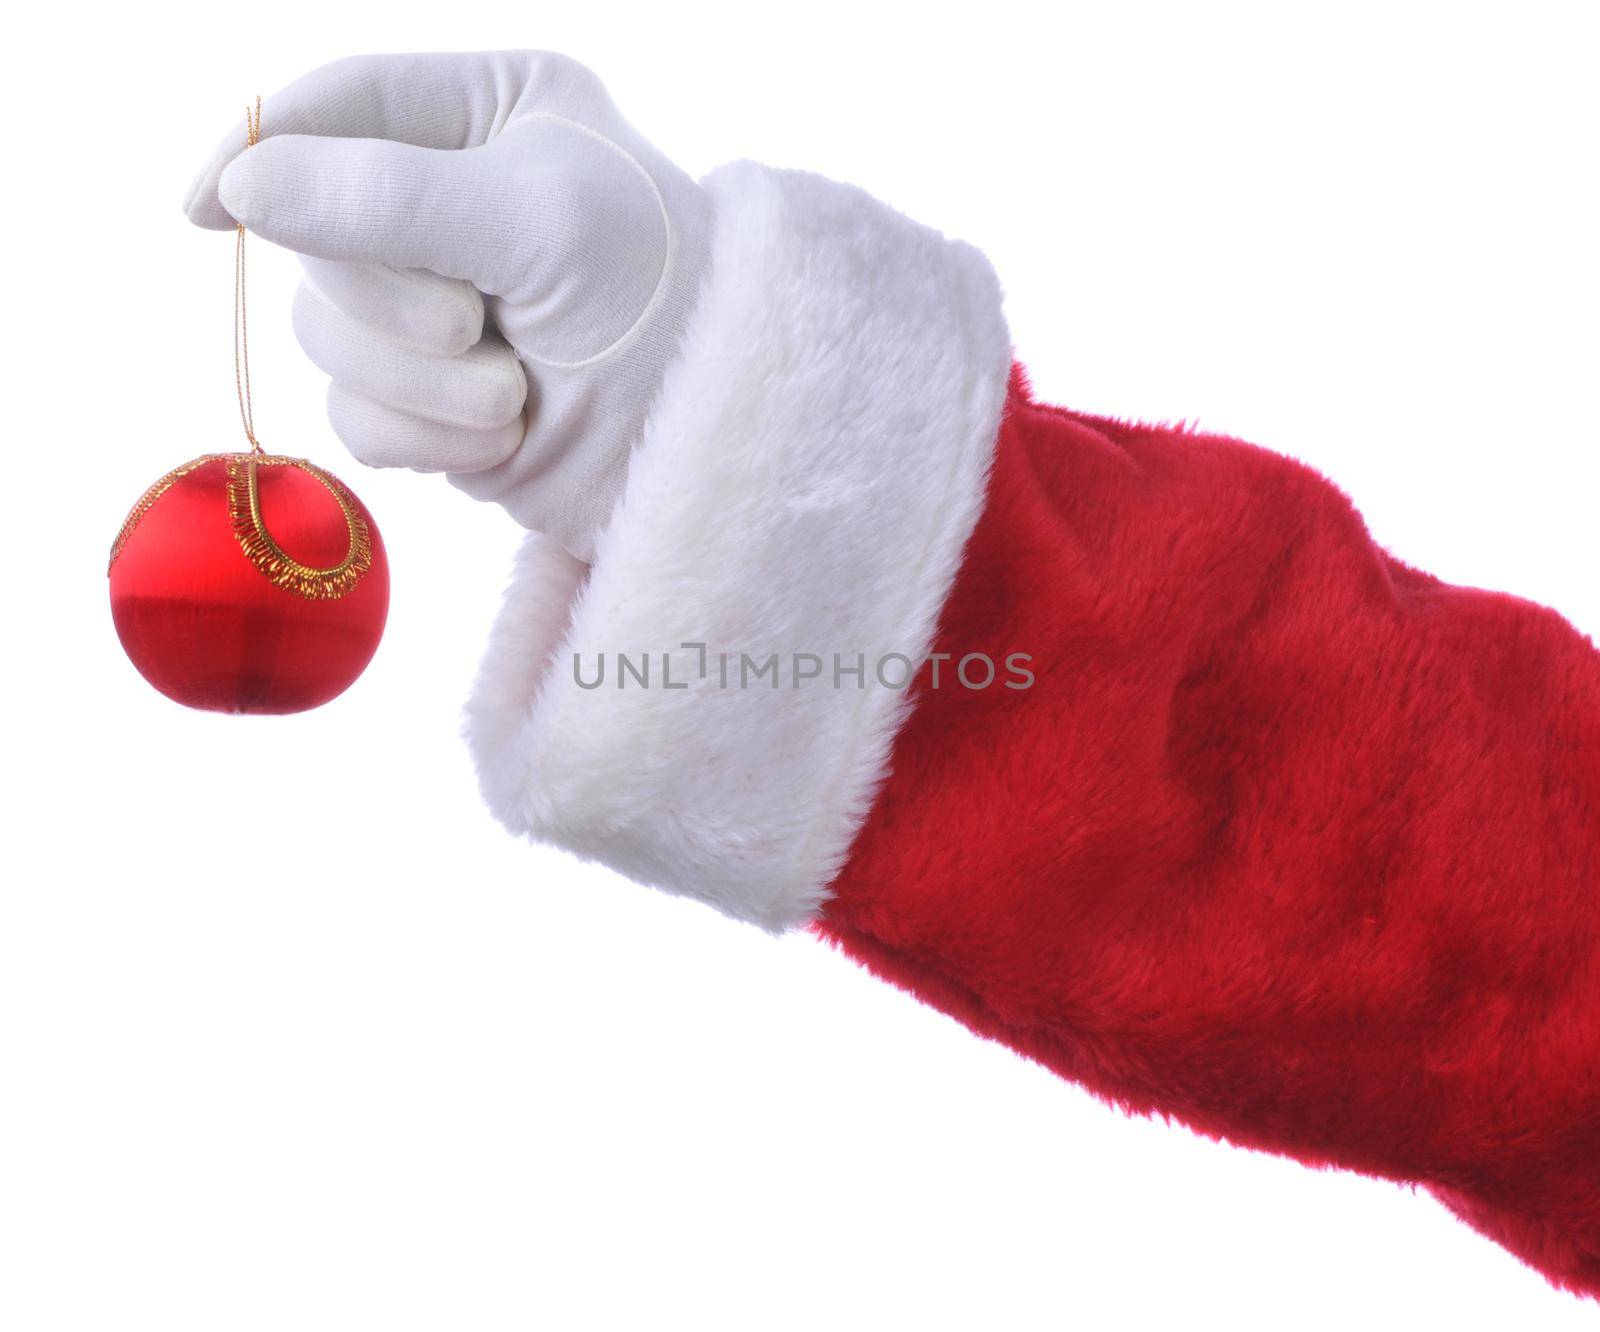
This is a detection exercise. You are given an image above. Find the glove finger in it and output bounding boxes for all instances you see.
[219,135,489,278]
[300,256,484,357]
[327,383,524,474]
[183,50,609,229]
[292,282,527,430]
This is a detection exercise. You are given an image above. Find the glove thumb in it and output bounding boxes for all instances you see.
[217,134,492,283]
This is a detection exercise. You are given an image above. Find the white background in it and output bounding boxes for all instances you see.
[2,3,1597,1328]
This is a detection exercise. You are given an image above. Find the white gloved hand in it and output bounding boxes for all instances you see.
[184,51,712,561]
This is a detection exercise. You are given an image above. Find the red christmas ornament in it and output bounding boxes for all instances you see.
[109,101,388,715]
[108,453,389,714]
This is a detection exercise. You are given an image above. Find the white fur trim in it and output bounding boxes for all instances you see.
[464,162,1010,931]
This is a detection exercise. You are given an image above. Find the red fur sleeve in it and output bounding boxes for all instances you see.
[816,368,1600,1297]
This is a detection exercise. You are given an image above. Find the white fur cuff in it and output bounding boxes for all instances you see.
[464,161,1010,931]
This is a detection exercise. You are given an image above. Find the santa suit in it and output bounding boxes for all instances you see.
[465,163,1600,1297]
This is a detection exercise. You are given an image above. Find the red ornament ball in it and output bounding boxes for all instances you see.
[109,453,389,714]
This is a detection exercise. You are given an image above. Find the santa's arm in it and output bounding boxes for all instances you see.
[819,370,1600,1299]
[467,164,1600,1297]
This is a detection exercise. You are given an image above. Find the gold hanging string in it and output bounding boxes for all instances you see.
[234,97,264,455]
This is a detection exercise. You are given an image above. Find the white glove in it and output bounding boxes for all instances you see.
[184,51,712,562]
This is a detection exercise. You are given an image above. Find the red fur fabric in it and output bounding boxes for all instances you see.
[816,368,1600,1296]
